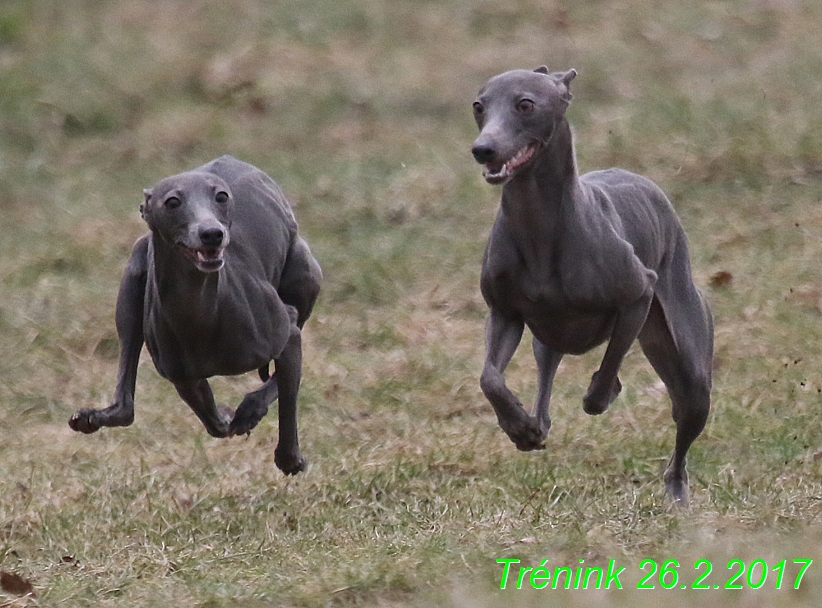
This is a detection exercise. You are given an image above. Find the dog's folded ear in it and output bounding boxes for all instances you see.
[534,65,549,74]
[559,68,577,86]
[141,188,153,219]
[553,68,577,103]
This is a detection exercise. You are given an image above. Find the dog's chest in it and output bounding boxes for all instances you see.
[517,268,567,313]
[482,242,622,353]
[483,255,569,316]
[482,239,614,311]
[144,271,289,381]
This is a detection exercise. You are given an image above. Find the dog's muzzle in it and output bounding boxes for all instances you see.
[473,143,537,185]
[177,227,229,273]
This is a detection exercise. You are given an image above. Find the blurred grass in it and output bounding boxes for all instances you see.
[3,0,822,606]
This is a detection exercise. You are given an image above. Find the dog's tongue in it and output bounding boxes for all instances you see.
[483,161,505,177]
[197,248,222,262]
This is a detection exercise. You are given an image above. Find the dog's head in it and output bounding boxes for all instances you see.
[471,67,577,185]
[141,171,233,273]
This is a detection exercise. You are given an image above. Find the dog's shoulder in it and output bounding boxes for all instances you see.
[580,167,677,230]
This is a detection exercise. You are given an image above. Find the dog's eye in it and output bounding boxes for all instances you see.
[164,196,181,209]
[473,102,484,116]
[517,99,535,113]
[215,191,229,204]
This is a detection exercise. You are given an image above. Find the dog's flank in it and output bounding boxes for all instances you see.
[472,68,713,503]
[69,155,321,476]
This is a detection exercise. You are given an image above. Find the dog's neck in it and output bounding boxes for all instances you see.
[499,117,579,260]
[149,236,221,326]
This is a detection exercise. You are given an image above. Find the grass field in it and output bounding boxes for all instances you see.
[3,0,822,605]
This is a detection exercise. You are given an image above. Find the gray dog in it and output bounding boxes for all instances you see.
[69,155,321,475]
[471,67,713,502]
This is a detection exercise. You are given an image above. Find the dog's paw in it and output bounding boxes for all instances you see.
[499,414,549,451]
[664,467,689,506]
[68,409,102,434]
[200,404,232,438]
[275,447,307,476]
[69,403,134,434]
[583,372,622,415]
[513,435,547,452]
[228,400,267,436]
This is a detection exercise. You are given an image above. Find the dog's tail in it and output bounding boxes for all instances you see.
[258,364,270,382]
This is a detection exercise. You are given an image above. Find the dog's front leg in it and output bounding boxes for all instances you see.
[229,374,278,436]
[583,287,654,415]
[480,311,546,451]
[70,237,149,433]
[532,337,563,436]
[174,378,233,438]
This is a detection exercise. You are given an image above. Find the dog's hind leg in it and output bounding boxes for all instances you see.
[638,295,712,504]
[480,311,546,451]
[271,322,307,475]
[278,236,322,329]
[532,337,562,436]
[248,238,319,425]
[175,379,233,438]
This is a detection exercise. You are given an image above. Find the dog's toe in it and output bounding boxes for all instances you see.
[501,415,548,451]
[664,468,689,506]
[583,373,621,414]
[68,410,100,434]
[275,448,306,475]
[514,438,546,451]
[512,427,547,451]
[582,395,609,415]
[228,402,266,436]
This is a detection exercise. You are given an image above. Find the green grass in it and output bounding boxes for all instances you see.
[3,0,822,606]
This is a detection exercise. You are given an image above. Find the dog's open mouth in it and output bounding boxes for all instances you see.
[178,244,226,272]
[482,144,537,185]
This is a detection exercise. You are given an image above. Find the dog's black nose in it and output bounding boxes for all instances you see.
[199,227,224,248]
[472,144,497,164]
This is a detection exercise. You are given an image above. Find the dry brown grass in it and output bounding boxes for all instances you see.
[2,0,822,606]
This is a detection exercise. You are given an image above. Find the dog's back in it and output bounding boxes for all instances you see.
[579,168,688,273]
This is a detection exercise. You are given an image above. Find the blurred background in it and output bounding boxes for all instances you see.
[2,0,822,606]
